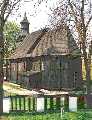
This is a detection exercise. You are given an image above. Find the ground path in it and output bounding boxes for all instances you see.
[3,81,69,96]
[3,82,40,96]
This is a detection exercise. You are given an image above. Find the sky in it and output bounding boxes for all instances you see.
[8,0,92,38]
[8,0,57,32]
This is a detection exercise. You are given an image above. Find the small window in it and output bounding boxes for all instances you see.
[32,61,40,71]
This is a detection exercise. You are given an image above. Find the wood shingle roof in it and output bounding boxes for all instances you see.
[9,29,46,59]
[9,26,80,60]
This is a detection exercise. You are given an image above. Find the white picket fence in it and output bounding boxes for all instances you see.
[3,96,78,113]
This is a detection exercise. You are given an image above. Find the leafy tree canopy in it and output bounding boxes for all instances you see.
[4,21,20,58]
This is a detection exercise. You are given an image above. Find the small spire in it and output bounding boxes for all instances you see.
[23,12,27,20]
[21,12,29,23]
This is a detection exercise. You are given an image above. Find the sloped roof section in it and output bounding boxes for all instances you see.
[9,29,46,59]
[9,26,80,59]
[31,26,79,57]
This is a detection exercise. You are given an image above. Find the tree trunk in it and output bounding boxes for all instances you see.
[84,58,91,94]
[82,42,91,94]
[82,40,92,108]
[0,21,4,115]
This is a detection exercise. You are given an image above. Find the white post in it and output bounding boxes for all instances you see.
[69,96,77,112]
[61,97,65,106]
[3,97,10,113]
[37,97,44,112]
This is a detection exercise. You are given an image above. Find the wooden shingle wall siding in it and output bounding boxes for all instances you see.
[9,62,26,84]
[67,57,82,89]
[71,57,82,88]
[60,56,69,88]
[7,62,11,82]
[34,55,82,90]
[8,56,82,90]
[26,58,32,71]
[18,62,25,72]
[10,63,17,83]
[18,62,27,84]
[16,62,18,83]
[29,72,41,89]
[40,56,66,90]
[17,55,82,90]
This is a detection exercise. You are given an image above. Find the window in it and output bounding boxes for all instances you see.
[32,61,40,71]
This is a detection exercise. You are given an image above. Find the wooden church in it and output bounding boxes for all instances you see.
[7,13,82,90]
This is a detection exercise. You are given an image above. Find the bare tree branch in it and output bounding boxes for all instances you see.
[4,0,22,22]
[1,0,9,17]
[68,0,78,23]
[86,15,92,29]
[81,0,85,27]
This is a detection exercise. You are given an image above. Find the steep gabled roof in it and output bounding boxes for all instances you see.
[9,29,47,59]
[30,27,79,57]
[9,26,80,60]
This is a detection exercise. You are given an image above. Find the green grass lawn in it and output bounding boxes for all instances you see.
[2,110,92,120]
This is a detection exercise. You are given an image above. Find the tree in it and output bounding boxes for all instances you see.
[0,0,22,114]
[49,0,92,107]
[4,21,20,58]
[68,0,92,95]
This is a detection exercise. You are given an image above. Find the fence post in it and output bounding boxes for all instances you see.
[50,97,54,110]
[15,96,17,111]
[44,96,47,111]
[33,97,35,111]
[65,95,69,111]
[56,97,60,110]
[10,96,13,111]
[23,96,26,111]
[19,96,21,111]
[28,97,31,112]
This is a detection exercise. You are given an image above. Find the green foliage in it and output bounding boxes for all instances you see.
[82,63,92,81]
[4,21,20,58]
[2,111,92,120]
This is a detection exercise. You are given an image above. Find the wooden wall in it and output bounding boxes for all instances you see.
[8,55,82,90]
[40,56,82,90]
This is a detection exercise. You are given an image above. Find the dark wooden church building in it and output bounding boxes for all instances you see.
[7,13,82,90]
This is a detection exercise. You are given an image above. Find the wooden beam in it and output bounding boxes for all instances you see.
[9,62,11,82]
[16,62,19,84]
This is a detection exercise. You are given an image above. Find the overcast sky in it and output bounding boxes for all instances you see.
[8,0,57,32]
[8,0,92,39]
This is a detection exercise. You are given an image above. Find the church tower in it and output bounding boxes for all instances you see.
[16,12,30,42]
[20,12,29,34]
